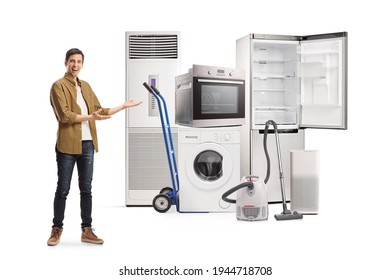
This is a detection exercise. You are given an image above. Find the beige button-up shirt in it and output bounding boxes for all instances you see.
[50,73,109,154]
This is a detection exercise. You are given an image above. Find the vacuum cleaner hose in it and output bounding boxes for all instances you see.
[263,120,278,184]
[263,120,303,220]
[221,182,254,204]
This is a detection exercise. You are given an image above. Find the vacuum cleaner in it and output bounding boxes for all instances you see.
[222,119,303,221]
[222,175,268,221]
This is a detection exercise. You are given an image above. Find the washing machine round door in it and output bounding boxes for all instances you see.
[185,142,233,190]
[194,150,223,181]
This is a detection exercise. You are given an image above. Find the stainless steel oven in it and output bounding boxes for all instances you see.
[175,64,245,127]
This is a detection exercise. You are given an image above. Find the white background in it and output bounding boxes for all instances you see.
[1,0,389,279]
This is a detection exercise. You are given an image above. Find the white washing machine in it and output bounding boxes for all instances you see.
[178,126,241,212]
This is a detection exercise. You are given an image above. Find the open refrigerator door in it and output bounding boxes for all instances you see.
[298,34,348,129]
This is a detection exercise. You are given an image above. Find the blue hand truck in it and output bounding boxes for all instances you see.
[143,82,180,213]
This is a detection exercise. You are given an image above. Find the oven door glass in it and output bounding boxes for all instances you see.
[193,78,245,120]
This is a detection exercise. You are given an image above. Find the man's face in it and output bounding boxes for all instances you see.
[65,54,83,78]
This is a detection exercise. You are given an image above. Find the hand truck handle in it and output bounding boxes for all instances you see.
[150,85,160,94]
[142,82,154,93]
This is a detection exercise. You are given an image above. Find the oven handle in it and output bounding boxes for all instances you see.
[197,79,244,85]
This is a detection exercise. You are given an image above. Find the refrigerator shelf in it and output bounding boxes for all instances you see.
[297,61,325,78]
[301,103,341,108]
[297,48,339,56]
[253,58,295,64]
[297,41,340,55]
[253,88,288,93]
[253,106,297,125]
[253,73,295,80]
[254,106,296,112]
[298,50,340,55]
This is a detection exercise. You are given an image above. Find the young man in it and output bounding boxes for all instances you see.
[48,48,142,246]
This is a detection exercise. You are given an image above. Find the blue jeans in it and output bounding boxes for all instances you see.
[52,141,94,228]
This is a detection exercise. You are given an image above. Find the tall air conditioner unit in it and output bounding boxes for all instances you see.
[125,31,181,206]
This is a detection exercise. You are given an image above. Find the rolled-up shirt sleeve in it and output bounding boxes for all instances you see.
[50,82,78,124]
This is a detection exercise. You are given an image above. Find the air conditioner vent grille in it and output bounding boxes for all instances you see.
[129,35,178,59]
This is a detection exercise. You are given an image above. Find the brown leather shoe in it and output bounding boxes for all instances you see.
[47,227,63,246]
[81,227,104,244]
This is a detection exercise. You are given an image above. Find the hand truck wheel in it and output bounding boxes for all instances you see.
[159,187,174,194]
[152,193,172,213]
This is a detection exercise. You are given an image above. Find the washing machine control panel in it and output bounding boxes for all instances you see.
[224,133,231,141]
[180,127,240,144]
[202,131,240,144]
[221,131,239,143]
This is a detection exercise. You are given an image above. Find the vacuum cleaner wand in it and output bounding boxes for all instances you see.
[264,120,303,221]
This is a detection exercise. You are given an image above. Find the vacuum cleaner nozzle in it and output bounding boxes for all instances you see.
[274,210,303,221]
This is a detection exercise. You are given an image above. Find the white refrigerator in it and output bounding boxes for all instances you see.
[236,32,347,203]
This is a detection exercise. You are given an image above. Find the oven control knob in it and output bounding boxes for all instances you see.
[229,72,233,76]
[208,70,211,75]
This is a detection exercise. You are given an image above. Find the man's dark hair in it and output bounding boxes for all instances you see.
[65,48,84,62]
